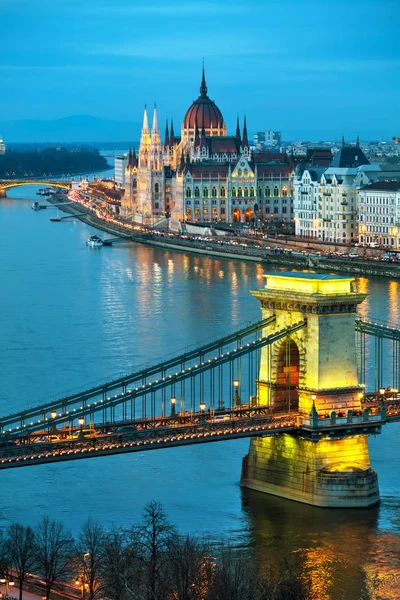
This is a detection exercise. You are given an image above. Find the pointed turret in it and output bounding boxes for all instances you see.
[200,123,207,149]
[236,116,241,138]
[342,135,345,148]
[179,149,185,171]
[151,104,161,147]
[356,135,360,148]
[132,147,138,168]
[142,105,149,133]
[128,147,133,167]
[164,120,169,149]
[200,61,208,97]
[169,119,175,148]
[242,115,249,147]
[139,105,151,167]
[194,117,200,149]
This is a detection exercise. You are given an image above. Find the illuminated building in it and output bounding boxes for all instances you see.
[0,136,5,156]
[118,67,298,227]
[358,181,400,248]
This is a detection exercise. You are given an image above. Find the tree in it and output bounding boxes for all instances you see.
[100,527,129,600]
[166,534,212,600]
[7,523,36,600]
[131,501,176,600]
[34,516,74,600]
[76,518,106,600]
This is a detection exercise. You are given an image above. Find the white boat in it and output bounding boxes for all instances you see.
[32,201,41,210]
[86,234,103,247]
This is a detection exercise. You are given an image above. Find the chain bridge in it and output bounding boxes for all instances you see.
[0,180,72,197]
[0,272,399,508]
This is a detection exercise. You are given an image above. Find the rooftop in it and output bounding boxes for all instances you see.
[263,272,355,296]
[360,181,400,192]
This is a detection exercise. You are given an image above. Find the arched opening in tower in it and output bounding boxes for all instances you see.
[274,339,300,412]
[232,208,241,223]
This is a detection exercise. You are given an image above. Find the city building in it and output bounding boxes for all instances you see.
[119,67,298,227]
[0,136,5,155]
[294,139,371,243]
[358,181,400,248]
[253,130,281,150]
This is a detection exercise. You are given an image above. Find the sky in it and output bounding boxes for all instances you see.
[1,0,400,140]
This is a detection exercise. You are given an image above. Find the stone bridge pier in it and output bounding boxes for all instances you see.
[241,272,380,508]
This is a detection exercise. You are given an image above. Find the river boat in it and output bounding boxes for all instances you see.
[86,234,103,247]
[32,201,41,210]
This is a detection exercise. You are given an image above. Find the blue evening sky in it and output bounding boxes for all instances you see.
[1,0,399,139]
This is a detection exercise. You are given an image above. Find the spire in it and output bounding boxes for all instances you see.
[164,119,169,148]
[128,147,133,167]
[132,147,137,167]
[194,117,200,148]
[242,115,248,147]
[236,116,241,138]
[200,60,208,97]
[152,104,159,134]
[142,105,149,132]
[342,135,345,148]
[200,123,207,148]
[186,151,191,165]
[169,119,175,147]
[356,135,360,148]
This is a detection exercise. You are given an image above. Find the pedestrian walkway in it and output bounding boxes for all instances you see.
[0,584,43,600]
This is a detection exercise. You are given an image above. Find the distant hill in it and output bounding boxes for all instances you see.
[0,115,142,143]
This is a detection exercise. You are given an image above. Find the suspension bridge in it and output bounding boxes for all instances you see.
[0,272,399,507]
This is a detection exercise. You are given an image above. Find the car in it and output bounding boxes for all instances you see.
[69,429,96,440]
[348,252,360,258]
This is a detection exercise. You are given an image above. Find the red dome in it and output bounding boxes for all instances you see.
[183,67,224,130]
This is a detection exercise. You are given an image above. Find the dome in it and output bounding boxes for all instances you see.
[183,68,224,130]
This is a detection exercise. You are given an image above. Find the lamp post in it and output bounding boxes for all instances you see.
[199,402,206,423]
[170,397,177,418]
[0,574,15,600]
[75,576,88,600]
[78,417,85,439]
[50,410,57,435]
[233,380,241,409]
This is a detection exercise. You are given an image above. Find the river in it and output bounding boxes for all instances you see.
[1,185,400,599]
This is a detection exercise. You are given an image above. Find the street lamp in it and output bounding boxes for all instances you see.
[233,380,241,408]
[50,410,57,435]
[0,575,15,600]
[199,402,206,423]
[170,397,177,418]
[78,417,85,439]
[75,576,89,600]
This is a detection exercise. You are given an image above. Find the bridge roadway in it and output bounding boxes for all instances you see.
[0,401,394,470]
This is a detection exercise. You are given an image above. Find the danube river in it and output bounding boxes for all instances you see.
[1,186,400,599]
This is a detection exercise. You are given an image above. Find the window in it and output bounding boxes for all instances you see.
[274,186,279,197]
[282,186,288,197]
[212,208,217,215]
[195,187,200,197]
[244,187,249,197]
[204,208,209,215]
[238,187,243,197]
[232,187,237,197]
[265,186,270,198]
[212,187,217,198]
[250,187,255,197]
[154,183,159,193]
[221,187,226,197]
[186,187,191,197]
[186,207,192,215]
[203,187,208,198]
[155,202,159,209]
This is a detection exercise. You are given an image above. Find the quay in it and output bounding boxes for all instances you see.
[49,193,400,279]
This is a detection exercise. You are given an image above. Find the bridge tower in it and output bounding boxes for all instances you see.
[241,272,380,507]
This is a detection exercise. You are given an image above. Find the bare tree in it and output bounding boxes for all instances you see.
[166,534,212,600]
[34,516,74,600]
[130,500,176,600]
[7,523,36,600]
[76,518,106,600]
[100,527,129,600]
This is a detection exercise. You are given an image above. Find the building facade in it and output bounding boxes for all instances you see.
[358,182,400,248]
[118,68,298,228]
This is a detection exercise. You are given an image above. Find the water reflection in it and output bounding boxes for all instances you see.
[241,488,400,600]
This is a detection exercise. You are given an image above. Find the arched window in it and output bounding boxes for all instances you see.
[154,183,159,193]
[221,187,226,197]
[244,169,248,177]
[290,188,294,197]
[186,187,191,197]
[250,187,255,197]
[274,186,279,197]
[212,187,217,198]
[282,186,288,197]
[258,188,262,197]
[195,187,200,197]
[244,187,249,197]
[203,187,208,198]
[265,186,270,198]
[232,187,237,197]
[238,187,243,197]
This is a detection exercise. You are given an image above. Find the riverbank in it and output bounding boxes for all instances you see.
[50,194,400,279]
